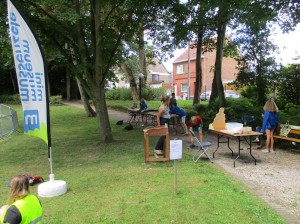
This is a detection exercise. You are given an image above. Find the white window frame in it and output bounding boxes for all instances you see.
[176,64,185,74]
[181,83,188,93]
[152,74,159,81]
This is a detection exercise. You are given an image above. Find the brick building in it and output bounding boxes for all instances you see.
[172,46,239,99]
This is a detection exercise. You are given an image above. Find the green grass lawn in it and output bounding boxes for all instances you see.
[0,105,286,223]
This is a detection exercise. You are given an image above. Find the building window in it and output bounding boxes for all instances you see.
[176,64,185,74]
[152,74,159,81]
[181,83,188,92]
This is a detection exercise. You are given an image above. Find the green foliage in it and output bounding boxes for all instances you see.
[0,105,286,223]
[49,95,63,105]
[240,86,261,105]
[277,65,300,105]
[278,103,300,125]
[0,94,63,105]
[141,87,168,100]
[105,87,168,101]
[192,98,263,128]
[105,88,132,101]
[0,94,20,104]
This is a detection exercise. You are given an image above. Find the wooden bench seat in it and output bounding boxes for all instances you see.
[274,127,300,143]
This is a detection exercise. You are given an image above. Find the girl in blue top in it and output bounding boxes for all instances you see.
[261,99,279,153]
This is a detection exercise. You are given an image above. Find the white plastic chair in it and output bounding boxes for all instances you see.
[190,130,213,163]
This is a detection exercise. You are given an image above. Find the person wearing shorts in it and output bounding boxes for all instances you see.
[189,115,203,147]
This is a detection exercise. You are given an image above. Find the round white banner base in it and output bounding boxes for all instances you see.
[38,174,67,198]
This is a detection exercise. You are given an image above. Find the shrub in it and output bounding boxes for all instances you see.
[279,103,300,125]
[142,87,168,100]
[105,87,168,101]
[0,94,21,104]
[190,98,264,129]
[106,88,123,100]
[49,95,63,105]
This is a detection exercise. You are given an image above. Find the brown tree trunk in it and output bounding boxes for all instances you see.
[47,73,51,97]
[93,0,113,142]
[91,82,113,142]
[66,70,71,101]
[72,0,113,142]
[209,9,227,107]
[193,27,203,105]
[122,63,139,101]
[10,70,18,93]
[76,78,96,117]
[138,25,147,85]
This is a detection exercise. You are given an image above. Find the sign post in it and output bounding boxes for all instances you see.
[170,140,182,195]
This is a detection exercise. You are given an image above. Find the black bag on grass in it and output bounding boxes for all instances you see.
[124,124,133,130]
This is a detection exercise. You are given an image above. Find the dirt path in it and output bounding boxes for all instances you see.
[64,101,300,223]
[194,133,300,224]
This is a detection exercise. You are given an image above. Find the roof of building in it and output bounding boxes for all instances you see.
[148,58,170,74]
[172,46,210,64]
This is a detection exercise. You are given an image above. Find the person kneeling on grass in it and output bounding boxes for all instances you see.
[189,115,203,147]
[169,103,188,135]
[0,175,43,224]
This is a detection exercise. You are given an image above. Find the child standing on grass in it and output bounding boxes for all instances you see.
[189,115,203,147]
[169,103,188,135]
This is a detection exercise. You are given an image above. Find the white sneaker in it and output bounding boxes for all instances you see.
[261,149,269,153]
[270,149,274,153]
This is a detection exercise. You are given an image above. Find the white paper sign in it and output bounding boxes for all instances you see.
[170,140,182,160]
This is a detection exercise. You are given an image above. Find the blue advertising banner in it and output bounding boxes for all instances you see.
[7,0,49,145]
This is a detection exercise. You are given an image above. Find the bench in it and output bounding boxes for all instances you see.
[273,125,300,143]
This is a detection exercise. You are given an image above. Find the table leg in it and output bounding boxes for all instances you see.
[227,137,234,156]
[171,117,177,135]
[213,134,221,158]
[234,136,256,167]
[249,135,256,165]
[213,135,234,158]
[234,136,241,167]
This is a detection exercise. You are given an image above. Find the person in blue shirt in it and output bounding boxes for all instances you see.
[139,99,148,126]
[261,99,279,153]
[131,102,138,109]
[169,103,188,135]
[128,102,138,121]
[140,98,147,111]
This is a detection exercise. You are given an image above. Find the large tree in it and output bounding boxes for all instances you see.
[4,0,165,142]
[231,0,298,106]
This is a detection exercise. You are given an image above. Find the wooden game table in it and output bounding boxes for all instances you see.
[209,129,263,167]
